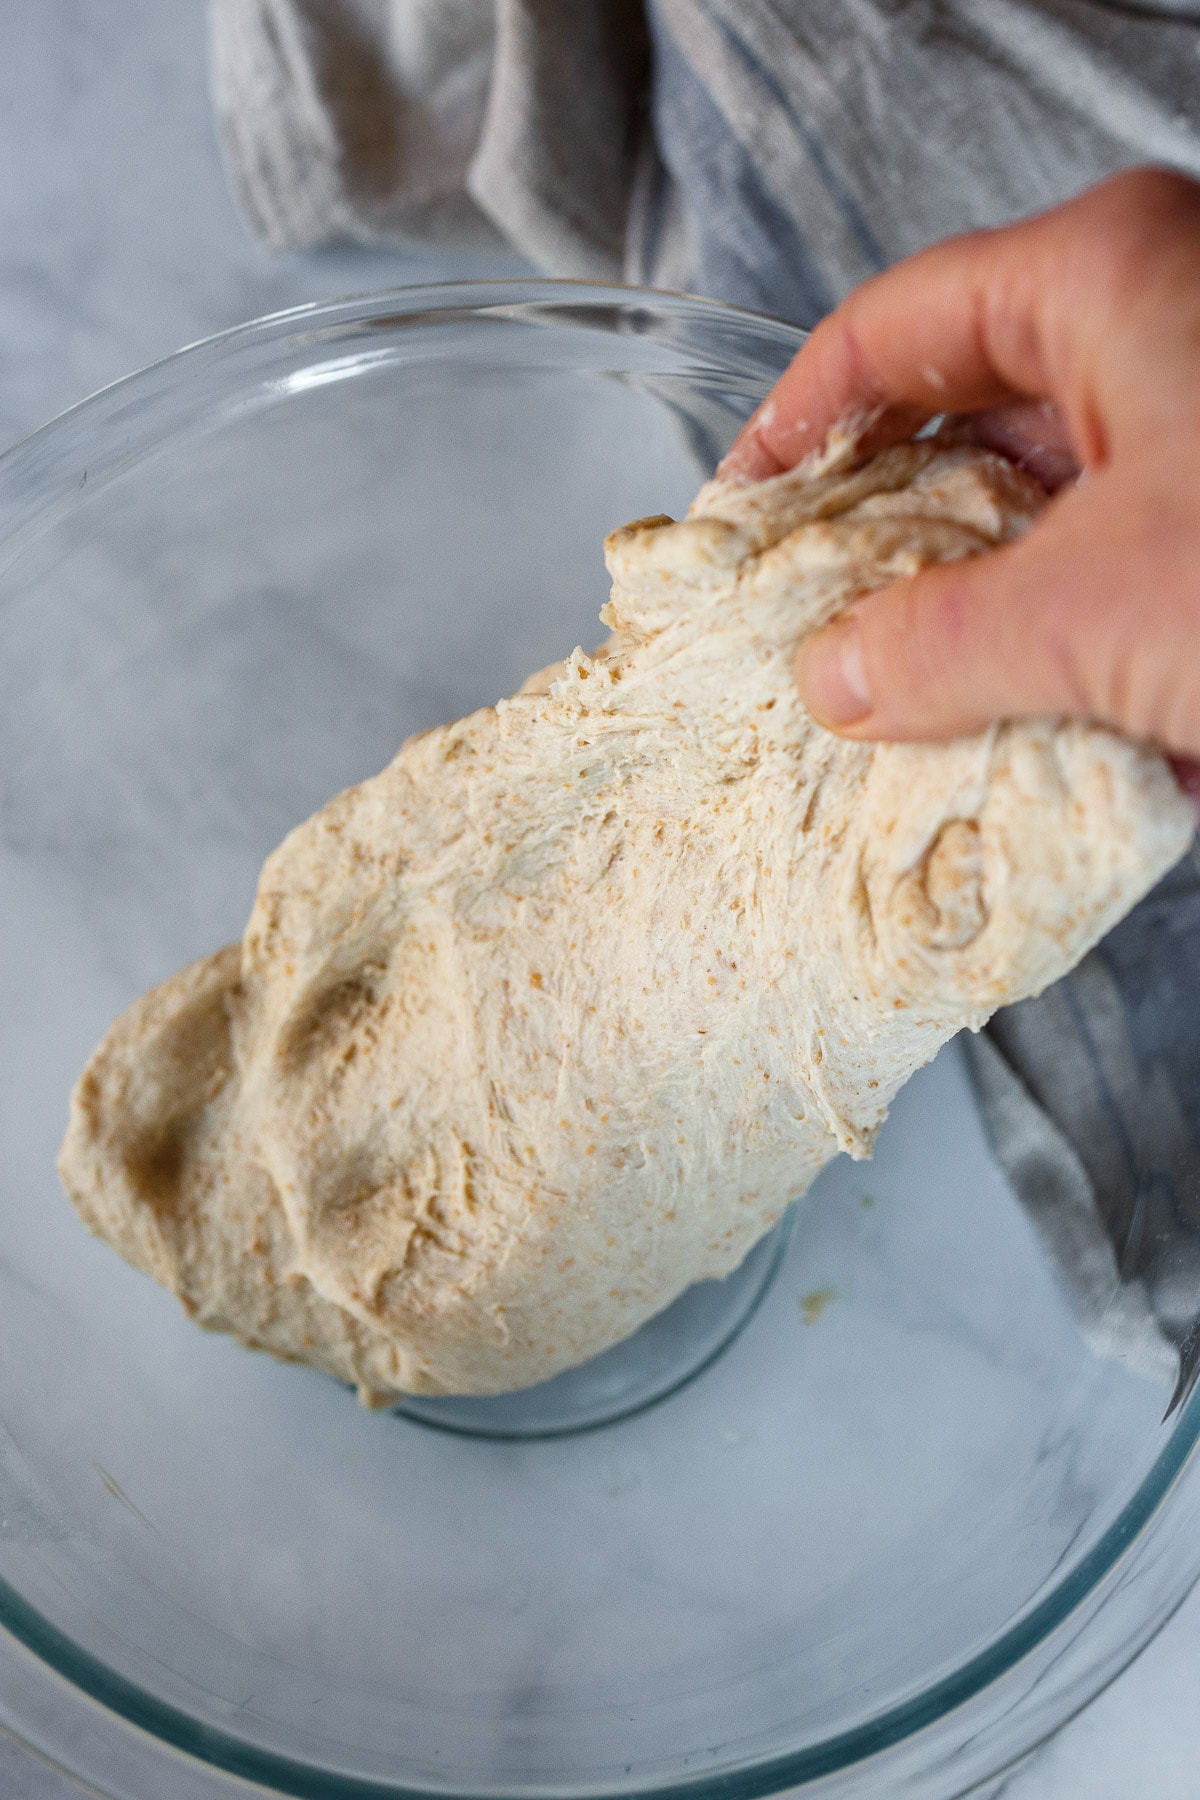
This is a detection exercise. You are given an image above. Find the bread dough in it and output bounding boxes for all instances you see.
[58,439,1194,1403]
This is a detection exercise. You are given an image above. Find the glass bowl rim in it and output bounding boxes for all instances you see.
[0,274,803,482]
[0,276,1197,1800]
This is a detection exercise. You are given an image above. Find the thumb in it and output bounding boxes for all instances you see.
[793,478,1200,756]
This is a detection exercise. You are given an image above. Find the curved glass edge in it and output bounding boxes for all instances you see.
[393,1211,796,1441]
[0,279,804,594]
[0,277,804,486]
[1,1384,1197,1800]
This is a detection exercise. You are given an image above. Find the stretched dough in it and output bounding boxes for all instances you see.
[58,440,1194,1402]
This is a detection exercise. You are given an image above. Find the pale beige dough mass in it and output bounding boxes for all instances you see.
[58,437,1195,1403]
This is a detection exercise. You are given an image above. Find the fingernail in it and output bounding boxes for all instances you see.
[717,402,784,482]
[795,619,872,727]
[716,437,780,483]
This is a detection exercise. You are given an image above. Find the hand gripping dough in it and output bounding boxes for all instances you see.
[58,440,1194,1403]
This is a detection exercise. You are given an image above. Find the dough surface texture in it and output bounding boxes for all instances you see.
[58,441,1194,1402]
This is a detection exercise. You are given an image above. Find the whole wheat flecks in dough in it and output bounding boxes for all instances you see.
[58,440,1194,1403]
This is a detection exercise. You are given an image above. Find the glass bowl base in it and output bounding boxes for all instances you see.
[392,1213,794,1439]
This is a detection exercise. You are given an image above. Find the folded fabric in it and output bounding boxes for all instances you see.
[210,0,1200,323]
[964,845,1200,1411]
[208,0,1200,1398]
[209,0,651,277]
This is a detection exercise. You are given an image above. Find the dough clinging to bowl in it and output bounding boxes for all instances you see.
[59,439,1194,1402]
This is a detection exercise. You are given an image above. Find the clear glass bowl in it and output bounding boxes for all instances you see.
[0,282,1198,1800]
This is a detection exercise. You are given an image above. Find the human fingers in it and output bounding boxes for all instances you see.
[793,465,1200,759]
[721,168,1200,482]
[719,222,1039,482]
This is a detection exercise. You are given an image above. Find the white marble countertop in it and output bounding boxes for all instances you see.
[0,4,1196,1795]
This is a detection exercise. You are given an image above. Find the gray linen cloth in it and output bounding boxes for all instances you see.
[210,0,1200,320]
[210,0,1200,1400]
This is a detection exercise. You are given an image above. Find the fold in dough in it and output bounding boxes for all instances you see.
[58,440,1195,1403]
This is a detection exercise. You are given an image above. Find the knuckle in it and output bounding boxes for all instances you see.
[871,566,970,703]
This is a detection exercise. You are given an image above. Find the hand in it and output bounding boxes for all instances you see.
[721,168,1200,781]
